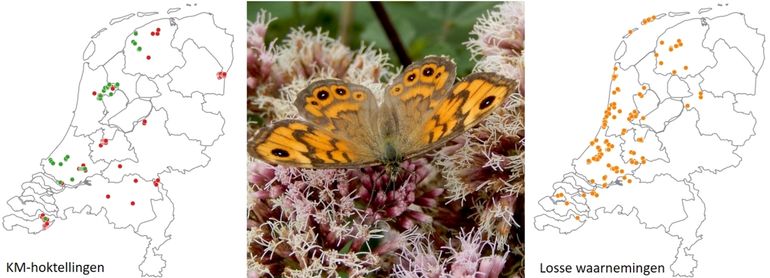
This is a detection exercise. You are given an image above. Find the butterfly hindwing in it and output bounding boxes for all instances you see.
[385,56,457,104]
[248,119,379,168]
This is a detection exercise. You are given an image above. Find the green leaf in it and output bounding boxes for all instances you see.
[339,239,354,254]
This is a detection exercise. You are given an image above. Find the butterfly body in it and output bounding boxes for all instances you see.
[249,56,517,170]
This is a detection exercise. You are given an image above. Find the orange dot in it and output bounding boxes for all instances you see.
[586,159,592,164]
[654,52,659,57]
[575,215,581,220]
[684,65,689,70]
[589,179,595,184]
[641,85,647,90]
[615,87,621,92]
[618,109,623,113]
[669,46,674,52]
[581,192,587,198]
[565,201,571,206]
[637,137,644,143]
[652,15,657,20]
[685,103,690,108]
[641,116,646,120]
[602,175,608,180]
[627,179,633,184]
[612,115,617,120]
[614,66,618,71]
[672,69,677,75]
[660,40,665,45]
[659,61,664,65]
[628,29,633,35]
[674,44,679,49]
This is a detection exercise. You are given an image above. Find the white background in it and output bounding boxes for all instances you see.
[0,1,245,277]
[527,1,770,277]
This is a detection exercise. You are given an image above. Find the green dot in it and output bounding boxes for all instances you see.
[133,31,138,36]
[58,162,63,166]
[137,46,142,52]
[115,82,120,87]
[43,217,49,222]
[109,92,114,97]
[70,177,75,182]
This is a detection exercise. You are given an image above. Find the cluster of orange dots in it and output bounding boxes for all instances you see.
[698,90,704,100]
[627,109,641,122]
[642,15,658,25]
[601,101,621,129]
[586,138,607,164]
[606,162,626,175]
[611,66,619,81]
[662,38,684,52]
[554,192,565,198]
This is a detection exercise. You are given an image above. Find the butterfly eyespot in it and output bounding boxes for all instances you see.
[407,73,416,81]
[354,92,364,100]
[479,96,496,110]
[271,148,290,157]
[317,90,330,100]
[422,67,434,77]
[311,101,319,105]
[335,88,347,96]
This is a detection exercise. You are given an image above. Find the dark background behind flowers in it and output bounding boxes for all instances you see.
[247,1,495,77]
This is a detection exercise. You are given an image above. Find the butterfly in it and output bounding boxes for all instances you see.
[248,56,517,173]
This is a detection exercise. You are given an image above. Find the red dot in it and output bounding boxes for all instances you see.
[81,163,86,167]
[98,144,103,148]
[92,91,97,96]
[146,55,151,60]
[133,178,138,183]
[151,31,156,36]
[156,27,160,32]
[40,213,45,218]
[222,72,227,77]
[142,119,148,125]
[130,201,135,206]
[106,194,111,199]
[118,164,123,169]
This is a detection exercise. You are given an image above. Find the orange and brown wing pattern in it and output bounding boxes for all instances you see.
[294,80,378,132]
[406,72,517,158]
[385,56,457,104]
[248,120,379,168]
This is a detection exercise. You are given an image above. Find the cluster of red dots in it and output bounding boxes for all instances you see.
[153,178,161,187]
[39,213,51,230]
[98,138,109,148]
[216,71,228,80]
[146,27,161,61]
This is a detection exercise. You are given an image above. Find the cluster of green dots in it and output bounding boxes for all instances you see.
[48,154,70,167]
[95,82,121,101]
[77,166,88,172]
[132,31,143,52]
